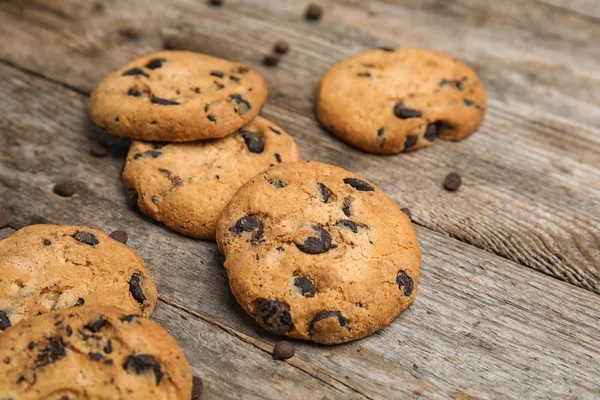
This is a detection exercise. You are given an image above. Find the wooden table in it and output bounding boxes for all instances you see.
[1,1,599,398]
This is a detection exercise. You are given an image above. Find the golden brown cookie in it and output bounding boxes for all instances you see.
[0,306,192,399]
[89,51,267,141]
[216,161,421,344]
[0,225,157,331]
[122,116,301,240]
[316,47,487,154]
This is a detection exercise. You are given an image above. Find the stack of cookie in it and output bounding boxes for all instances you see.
[89,51,301,240]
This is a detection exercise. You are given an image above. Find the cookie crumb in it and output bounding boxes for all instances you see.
[305,3,323,20]
[90,142,109,158]
[272,341,295,360]
[274,41,290,54]
[162,36,181,50]
[109,230,128,244]
[53,182,76,198]
[263,54,281,67]
[443,173,462,192]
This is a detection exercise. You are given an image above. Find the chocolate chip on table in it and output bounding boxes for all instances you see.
[272,341,296,360]
[90,142,109,157]
[145,58,166,69]
[123,354,163,385]
[0,310,11,330]
[231,216,264,243]
[394,102,422,119]
[192,376,204,400]
[401,208,412,219]
[118,27,140,39]
[239,130,265,153]
[396,271,414,296]
[0,209,11,228]
[122,68,148,78]
[129,273,147,304]
[297,225,333,254]
[109,230,128,244]
[256,300,294,334]
[73,231,99,246]
[343,178,374,192]
[305,3,323,20]
[151,96,180,106]
[309,311,349,336]
[444,172,462,192]
[162,36,181,50]
[404,135,418,149]
[208,0,224,6]
[263,54,281,67]
[53,181,76,197]
[274,41,290,54]
[294,276,316,297]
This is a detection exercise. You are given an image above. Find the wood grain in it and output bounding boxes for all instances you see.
[0,0,598,294]
[1,63,599,398]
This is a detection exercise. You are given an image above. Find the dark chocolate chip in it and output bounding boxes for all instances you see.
[237,66,250,74]
[171,176,183,186]
[229,75,240,83]
[231,216,264,243]
[463,98,483,110]
[118,27,139,39]
[342,196,352,217]
[274,41,290,54]
[256,300,293,334]
[275,153,282,163]
[134,150,162,159]
[85,316,107,332]
[335,220,358,233]
[0,210,11,228]
[377,127,385,137]
[192,376,204,400]
[53,181,76,197]
[35,337,66,368]
[109,230,128,244]
[162,36,181,50]
[297,225,333,254]
[208,0,224,6]
[213,81,225,90]
[230,94,251,115]
[90,142,109,157]
[123,354,163,385]
[396,271,414,296]
[394,102,422,119]
[343,178,374,192]
[122,68,148,78]
[378,46,395,52]
[239,130,265,153]
[0,311,11,330]
[145,58,167,69]
[74,298,85,307]
[405,135,418,149]
[114,116,120,123]
[269,126,282,135]
[357,72,371,77]
[207,115,217,122]
[127,88,142,97]
[263,54,280,67]
[424,123,438,142]
[120,314,140,323]
[89,352,103,361]
[272,341,295,360]
[309,311,349,335]
[294,276,316,297]
[104,339,113,354]
[440,78,466,90]
[401,208,411,219]
[151,96,179,106]
[305,3,323,20]
[444,172,462,192]
[129,273,147,304]
[194,87,201,93]
[268,179,286,188]
[317,182,331,203]
[43,239,52,246]
[73,231,99,246]
[28,341,35,350]
[210,70,225,78]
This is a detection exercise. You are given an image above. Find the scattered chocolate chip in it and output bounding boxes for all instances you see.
[43,239,52,246]
[89,352,103,361]
[123,354,163,385]
[72,231,99,246]
[343,178,374,192]
[0,311,11,330]
[305,3,323,20]
[263,54,280,67]
[239,130,265,153]
[120,314,140,323]
[274,41,290,54]
[74,298,85,307]
[294,276,316,297]
[424,123,438,142]
[118,27,139,39]
[317,182,331,203]
[309,311,349,335]
[122,68,148,78]
[146,58,167,69]
[0,210,11,228]
[378,46,395,52]
[342,196,352,217]
[230,94,251,115]
[405,135,418,149]
[127,88,142,97]
[335,220,358,233]
[162,36,181,50]
[151,96,180,106]
[89,141,109,158]
[53,181,76,197]
[401,208,411,219]
[35,337,66,368]
[269,126,282,135]
[104,339,113,354]
[210,70,225,78]
[272,341,295,360]
[208,0,224,6]
[297,225,333,254]
[357,72,371,77]
[129,273,147,304]
[444,173,462,192]
[268,179,286,188]
[275,153,282,163]
[85,316,107,332]
[394,102,421,119]
[231,216,264,243]
[192,376,204,399]
[126,189,139,211]
[396,271,414,296]
[256,300,293,334]
[109,230,128,244]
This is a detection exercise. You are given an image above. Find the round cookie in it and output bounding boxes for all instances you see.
[0,306,192,399]
[316,47,487,154]
[216,161,421,344]
[122,116,301,240]
[89,51,267,142]
[0,225,157,331]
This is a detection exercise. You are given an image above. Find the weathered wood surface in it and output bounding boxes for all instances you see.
[0,0,598,295]
[2,63,600,399]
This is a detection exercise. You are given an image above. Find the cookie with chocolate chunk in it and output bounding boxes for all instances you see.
[216,161,421,344]
[0,225,157,331]
[89,51,267,141]
[316,47,487,154]
[122,116,301,240]
[0,306,191,399]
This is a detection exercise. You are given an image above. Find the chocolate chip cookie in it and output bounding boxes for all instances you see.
[0,225,157,331]
[316,48,487,154]
[89,51,267,142]
[216,161,421,344]
[122,116,301,240]
[0,306,192,399]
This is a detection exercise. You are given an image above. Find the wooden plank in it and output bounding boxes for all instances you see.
[534,0,600,19]
[0,0,599,293]
[1,63,600,399]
